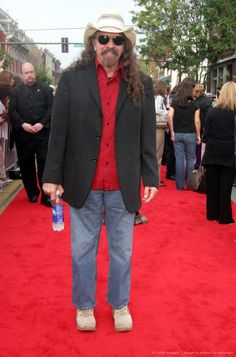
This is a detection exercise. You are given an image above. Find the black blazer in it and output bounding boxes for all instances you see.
[43,63,158,212]
[202,107,236,168]
[9,81,54,143]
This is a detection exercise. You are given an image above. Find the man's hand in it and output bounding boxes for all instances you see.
[32,123,43,133]
[143,186,158,203]
[22,123,43,133]
[22,123,37,133]
[43,183,64,202]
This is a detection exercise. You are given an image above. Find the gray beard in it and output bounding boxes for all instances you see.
[100,48,119,68]
[101,56,118,68]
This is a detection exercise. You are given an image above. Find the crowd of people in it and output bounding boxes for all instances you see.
[0,10,236,332]
[153,77,236,225]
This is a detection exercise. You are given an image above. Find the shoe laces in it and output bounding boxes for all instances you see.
[114,306,129,316]
[78,308,94,317]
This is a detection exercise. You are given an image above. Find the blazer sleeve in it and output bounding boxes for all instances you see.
[141,75,159,187]
[43,74,69,184]
[38,85,54,128]
[9,87,25,130]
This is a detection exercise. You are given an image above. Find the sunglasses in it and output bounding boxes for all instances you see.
[96,35,125,46]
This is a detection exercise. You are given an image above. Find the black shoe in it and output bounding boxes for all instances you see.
[28,195,38,203]
[9,170,22,180]
[166,175,175,181]
[41,194,52,207]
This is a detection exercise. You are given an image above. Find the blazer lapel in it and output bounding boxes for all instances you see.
[116,78,128,117]
[80,64,127,116]
[80,64,102,113]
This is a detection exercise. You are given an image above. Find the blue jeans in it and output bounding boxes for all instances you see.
[70,190,135,310]
[173,133,197,190]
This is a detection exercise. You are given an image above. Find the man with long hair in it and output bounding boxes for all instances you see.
[43,11,158,332]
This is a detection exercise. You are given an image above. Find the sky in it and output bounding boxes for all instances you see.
[1,0,137,68]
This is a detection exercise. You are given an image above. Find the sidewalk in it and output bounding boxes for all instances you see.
[0,180,23,214]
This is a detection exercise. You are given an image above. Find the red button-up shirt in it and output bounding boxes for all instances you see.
[91,60,124,190]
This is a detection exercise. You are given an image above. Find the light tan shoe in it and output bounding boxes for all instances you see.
[113,305,133,332]
[76,308,96,331]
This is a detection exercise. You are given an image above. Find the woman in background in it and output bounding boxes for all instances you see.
[0,82,12,188]
[154,80,168,186]
[201,81,236,224]
[168,81,201,190]
[0,71,15,187]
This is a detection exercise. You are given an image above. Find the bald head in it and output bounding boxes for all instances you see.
[21,62,36,86]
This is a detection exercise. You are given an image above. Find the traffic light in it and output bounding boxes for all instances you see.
[61,37,69,53]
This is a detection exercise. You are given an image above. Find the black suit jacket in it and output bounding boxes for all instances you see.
[9,81,54,143]
[43,63,158,212]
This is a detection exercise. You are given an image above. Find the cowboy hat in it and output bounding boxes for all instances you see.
[83,11,136,47]
[194,83,205,93]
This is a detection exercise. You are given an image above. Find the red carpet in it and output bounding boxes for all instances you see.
[0,177,236,357]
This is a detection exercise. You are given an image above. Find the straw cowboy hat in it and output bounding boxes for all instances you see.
[195,83,205,92]
[83,11,136,47]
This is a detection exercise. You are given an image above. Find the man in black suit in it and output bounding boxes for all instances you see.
[9,62,53,206]
[43,11,158,331]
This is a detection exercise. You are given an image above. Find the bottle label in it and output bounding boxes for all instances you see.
[52,205,64,224]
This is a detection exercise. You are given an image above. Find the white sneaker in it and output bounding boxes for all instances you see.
[76,308,96,331]
[113,305,133,332]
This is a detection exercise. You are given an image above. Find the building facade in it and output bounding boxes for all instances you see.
[0,7,61,81]
[0,7,61,172]
[210,49,236,94]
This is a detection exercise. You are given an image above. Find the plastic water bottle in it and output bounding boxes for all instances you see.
[52,190,64,231]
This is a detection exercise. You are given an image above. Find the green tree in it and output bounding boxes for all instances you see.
[204,0,236,72]
[132,0,236,82]
[0,49,12,70]
[138,58,150,75]
[35,65,52,85]
[132,0,180,70]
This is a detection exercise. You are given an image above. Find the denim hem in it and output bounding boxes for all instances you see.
[73,303,96,310]
[108,301,130,310]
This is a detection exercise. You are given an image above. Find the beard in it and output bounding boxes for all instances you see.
[25,77,36,86]
[99,48,120,68]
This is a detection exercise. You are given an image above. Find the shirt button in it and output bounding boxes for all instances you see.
[96,136,100,140]
[93,159,97,163]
